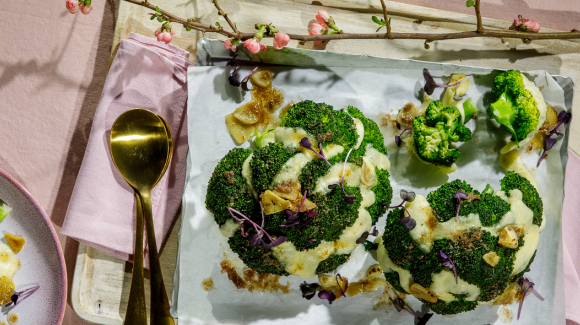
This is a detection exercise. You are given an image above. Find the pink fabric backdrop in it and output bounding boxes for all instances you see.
[0,0,578,324]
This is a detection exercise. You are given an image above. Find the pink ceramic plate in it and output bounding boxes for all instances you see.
[0,168,66,324]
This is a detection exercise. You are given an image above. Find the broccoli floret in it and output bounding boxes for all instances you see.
[384,271,407,293]
[316,254,351,274]
[425,100,445,124]
[366,168,393,224]
[228,232,289,276]
[488,70,541,146]
[454,124,472,142]
[284,100,358,148]
[426,179,476,222]
[206,148,256,226]
[500,171,543,226]
[298,158,333,194]
[463,98,478,121]
[412,117,460,167]
[250,142,296,194]
[280,186,362,251]
[478,193,510,227]
[482,184,494,195]
[422,298,477,315]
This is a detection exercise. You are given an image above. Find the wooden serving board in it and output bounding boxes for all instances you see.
[73,0,580,323]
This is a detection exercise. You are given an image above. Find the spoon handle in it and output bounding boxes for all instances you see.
[124,193,147,325]
[140,190,175,325]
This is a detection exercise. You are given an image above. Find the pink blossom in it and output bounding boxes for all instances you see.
[316,10,330,24]
[66,0,78,14]
[155,28,162,37]
[260,43,267,52]
[79,3,92,15]
[244,39,261,54]
[523,20,540,32]
[310,23,326,45]
[273,33,290,49]
[157,31,175,44]
[224,39,237,52]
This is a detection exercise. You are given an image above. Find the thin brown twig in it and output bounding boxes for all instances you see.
[124,0,580,43]
[475,0,483,32]
[213,0,240,36]
[379,0,391,39]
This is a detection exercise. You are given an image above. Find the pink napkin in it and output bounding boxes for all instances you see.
[62,33,194,265]
[563,149,580,324]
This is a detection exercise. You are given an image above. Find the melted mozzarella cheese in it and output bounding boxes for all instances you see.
[241,153,257,198]
[314,163,361,194]
[511,225,540,276]
[274,127,310,149]
[0,243,19,280]
[364,144,391,171]
[220,218,241,238]
[430,270,480,302]
[353,118,364,149]
[272,153,311,186]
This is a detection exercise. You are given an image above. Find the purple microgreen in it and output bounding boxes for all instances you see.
[318,290,337,304]
[226,54,238,66]
[437,249,458,284]
[399,216,416,230]
[395,126,412,147]
[283,190,316,226]
[335,274,347,297]
[328,148,356,204]
[227,206,286,248]
[4,285,40,311]
[517,277,545,320]
[392,297,432,323]
[308,238,317,243]
[370,226,379,237]
[356,231,369,244]
[300,282,321,300]
[280,221,300,228]
[453,190,468,222]
[240,66,259,91]
[228,66,241,87]
[386,189,417,230]
[538,111,572,167]
[300,137,331,166]
[423,68,473,99]
[306,210,319,217]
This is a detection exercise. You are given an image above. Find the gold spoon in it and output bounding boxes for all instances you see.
[110,108,174,325]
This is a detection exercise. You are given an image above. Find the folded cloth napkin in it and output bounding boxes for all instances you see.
[563,149,580,324]
[62,32,194,265]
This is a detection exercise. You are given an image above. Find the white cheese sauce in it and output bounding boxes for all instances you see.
[430,270,480,302]
[377,238,413,292]
[241,153,257,198]
[353,118,364,149]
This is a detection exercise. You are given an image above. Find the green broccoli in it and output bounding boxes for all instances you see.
[366,168,393,225]
[206,148,256,226]
[454,124,472,142]
[426,179,476,222]
[425,100,471,142]
[316,254,351,274]
[421,298,477,315]
[0,200,11,223]
[284,100,358,148]
[228,232,289,276]
[346,106,388,165]
[425,100,445,125]
[488,70,541,146]
[384,271,407,293]
[462,98,478,121]
[412,117,460,167]
[500,171,543,226]
[250,142,296,194]
[478,193,510,227]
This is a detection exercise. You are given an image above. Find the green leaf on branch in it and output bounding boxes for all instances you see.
[372,16,381,24]
[186,26,191,31]
[466,0,475,7]
[155,6,161,13]
[376,26,384,32]
[150,15,155,20]
[388,17,391,27]
[215,22,221,27]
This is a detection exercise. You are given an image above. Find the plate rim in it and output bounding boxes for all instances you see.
[0,167,67,324]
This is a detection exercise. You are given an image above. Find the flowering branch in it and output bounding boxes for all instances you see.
[379,0,391,39]
[117,0,580,46]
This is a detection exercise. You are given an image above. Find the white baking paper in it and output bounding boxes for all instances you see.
[176,65,569,325]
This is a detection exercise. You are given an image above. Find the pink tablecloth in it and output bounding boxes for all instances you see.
[0,0,578,324]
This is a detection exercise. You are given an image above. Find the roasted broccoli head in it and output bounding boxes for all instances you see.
[206,100,393,278]
[378,173,544,315]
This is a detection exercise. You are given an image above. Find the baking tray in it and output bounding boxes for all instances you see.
[171,37,573,324]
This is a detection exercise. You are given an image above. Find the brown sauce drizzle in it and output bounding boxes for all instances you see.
[220,260,290,294]
[202,278,215,291]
